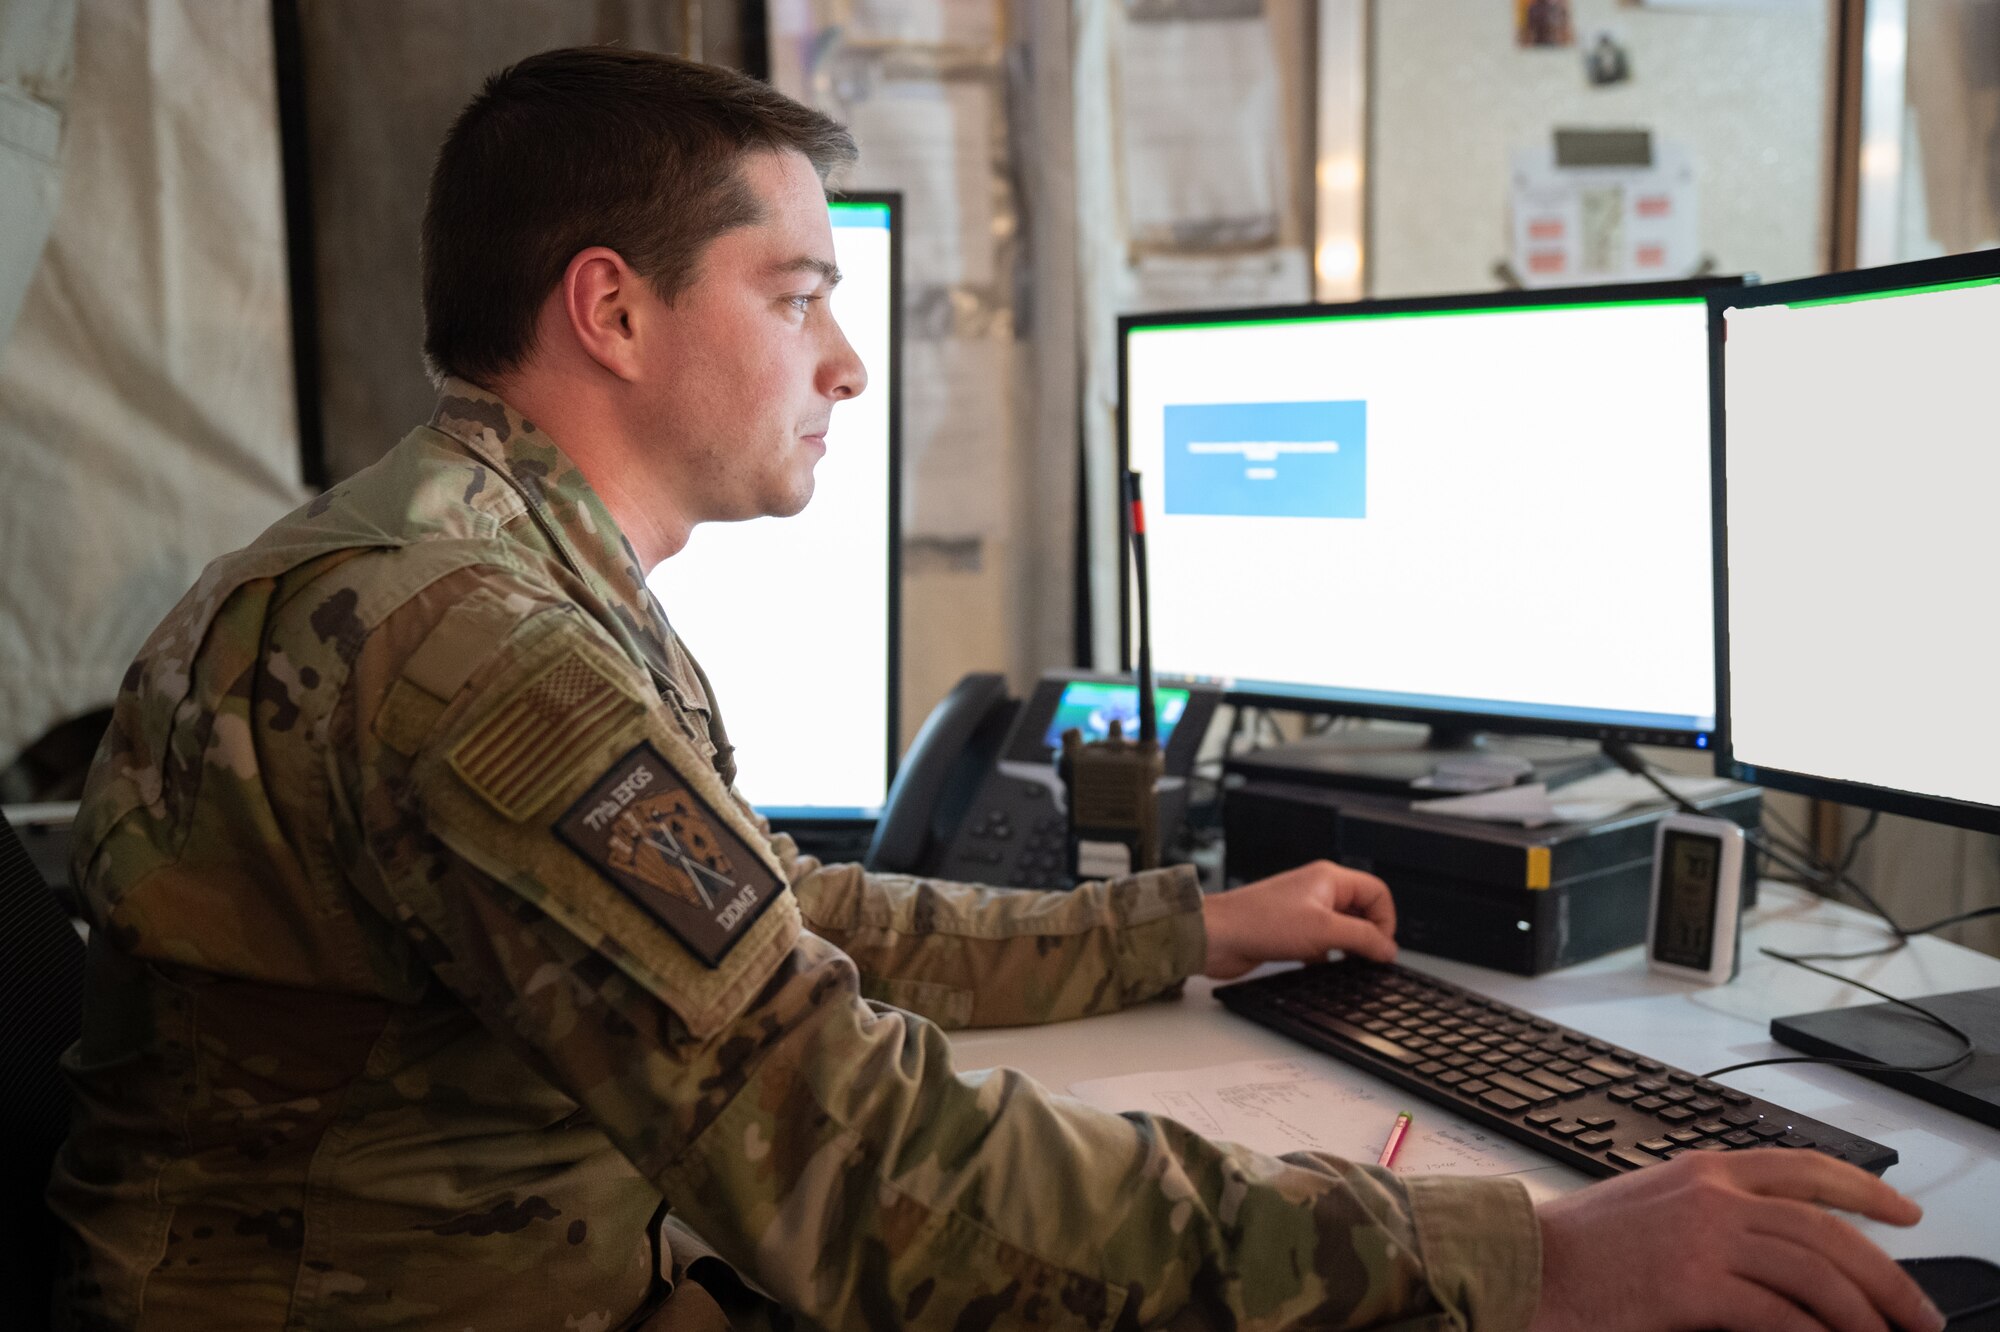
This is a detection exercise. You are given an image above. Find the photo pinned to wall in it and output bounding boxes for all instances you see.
[1585,31,1632,86]
[1516,0,1575,48]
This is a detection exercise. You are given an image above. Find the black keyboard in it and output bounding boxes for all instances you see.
[1216,959,1897,1179]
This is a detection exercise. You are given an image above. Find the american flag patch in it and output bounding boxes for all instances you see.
[449,650,635,820]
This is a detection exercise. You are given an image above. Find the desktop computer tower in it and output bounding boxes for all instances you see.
[1224,780,1764,975]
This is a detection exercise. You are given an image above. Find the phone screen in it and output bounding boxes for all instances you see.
[1038,682,1192,754]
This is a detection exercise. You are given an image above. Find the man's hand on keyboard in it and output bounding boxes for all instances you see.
[1200,859,1397,980]
[1531,1151,1943,1332]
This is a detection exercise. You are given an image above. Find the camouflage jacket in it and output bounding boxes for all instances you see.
[50,381,1539,1331]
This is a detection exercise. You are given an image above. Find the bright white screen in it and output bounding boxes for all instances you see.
[1124,298,1718,735]
[1723,277,2000,808]
[646,203,893,816]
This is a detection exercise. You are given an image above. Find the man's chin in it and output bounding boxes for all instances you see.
[769,477,815,519]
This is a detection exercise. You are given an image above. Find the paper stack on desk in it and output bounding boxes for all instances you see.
[1070,1058,1547,1177]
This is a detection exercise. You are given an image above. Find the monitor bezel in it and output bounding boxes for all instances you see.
[1116,275,1743,749]
[761,191,903,829]
[1708,247,2000,836]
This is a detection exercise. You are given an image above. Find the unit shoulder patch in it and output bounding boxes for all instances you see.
[554,742,781,968]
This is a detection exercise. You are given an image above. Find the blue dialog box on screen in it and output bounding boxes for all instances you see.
[1162,400,1367,519]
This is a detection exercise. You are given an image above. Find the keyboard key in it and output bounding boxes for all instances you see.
[1459,1079,1493,1096]
[1570,1070,1611,1089]
[1778,1134,1816,1150]
[1666,1128,1705,1145]
[1544,1059,1580,1075]
[1415,1061,1447,1076]
[1636,1078,1669,1093]
[1685,1097,1721,1115]
[1549,1120,1586,1137]
[1694,1080,1724,1096]
[1723,1130,1758,1147]
[1295,1011,1427,1066]
[1608,1085,1643,1104]
[1720,1089,1752,1106]
[1636,1058,1665,1073]
[1580,1115,1615,1130]
[1464,1062,1496,1078]
[1750,1123,1787,1140]
[1660,1089,1694,1105]
[1693,1120,1730,1137]
[1608,1148,1660,1170]
[1503,1059,1536,1076]
[1658,1106,1697,1125]
[1721,1109,1757,1127]
[1585,1057,1638,1081]
[1526,1109,1564,1128]
[1527,1070,1584,1097]
[1480,1089,1530,1112]
[1438,1070,1468,1086]
[1637,1137,1676,1157]
[1575,1131,1615,1149]
[1633,1096,1667,1112]
[1486,1072,1560,1105]
[1668,1072,1697,1086]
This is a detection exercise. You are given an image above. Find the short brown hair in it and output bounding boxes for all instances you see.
[421,47,856,386]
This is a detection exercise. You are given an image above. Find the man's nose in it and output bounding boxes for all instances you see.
[822,321,867,400]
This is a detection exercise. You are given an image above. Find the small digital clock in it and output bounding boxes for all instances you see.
[1646,813,1745,985]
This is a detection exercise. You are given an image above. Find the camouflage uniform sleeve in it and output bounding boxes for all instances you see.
[776,852,1208,1030]
[341,574,1542,1332]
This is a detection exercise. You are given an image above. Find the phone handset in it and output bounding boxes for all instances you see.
[865,673,1013,874]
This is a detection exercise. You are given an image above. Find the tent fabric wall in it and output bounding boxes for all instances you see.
[0,0,302,769]
[295,1,709,485]
[0,0,73,349]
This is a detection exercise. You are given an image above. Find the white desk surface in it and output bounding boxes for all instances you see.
[947,884,2000,1258]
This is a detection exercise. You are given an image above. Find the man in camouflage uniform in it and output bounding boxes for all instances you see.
[50,48,1942,1332]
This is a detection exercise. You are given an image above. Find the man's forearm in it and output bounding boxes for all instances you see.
[788,858,1207,1028]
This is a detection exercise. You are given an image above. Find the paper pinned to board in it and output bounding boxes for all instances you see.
[1116,14,1286,249]
[1070,1058,1547,1177]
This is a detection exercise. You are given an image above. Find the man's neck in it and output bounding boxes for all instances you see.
[480,371,691,571]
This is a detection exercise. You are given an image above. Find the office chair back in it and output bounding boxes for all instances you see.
[0,807,86,1323]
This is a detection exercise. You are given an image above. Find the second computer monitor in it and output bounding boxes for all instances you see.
[1119,280,1732,747]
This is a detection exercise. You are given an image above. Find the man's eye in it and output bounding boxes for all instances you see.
[787,294,818,313]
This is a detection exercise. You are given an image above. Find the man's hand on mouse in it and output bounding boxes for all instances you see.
[1531,1150,1944,1332]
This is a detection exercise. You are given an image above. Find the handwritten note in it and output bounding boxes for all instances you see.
[1070,1059,1548,1177]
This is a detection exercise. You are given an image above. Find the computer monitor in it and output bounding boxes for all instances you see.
[646,194,900,821]
[1119,278,1737,752]
[1713,251,2000,835]
[1712,247,2000,1128]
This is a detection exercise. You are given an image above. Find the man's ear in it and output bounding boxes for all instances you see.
[561,246,644,381]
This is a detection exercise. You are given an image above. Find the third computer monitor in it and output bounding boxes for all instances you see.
[1120,279,1733,748]
[1713,249,2000,834]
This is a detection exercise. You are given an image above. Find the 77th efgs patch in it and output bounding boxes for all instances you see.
[554,742,781,967]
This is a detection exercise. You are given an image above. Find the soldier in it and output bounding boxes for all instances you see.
[50,47,1942,1332]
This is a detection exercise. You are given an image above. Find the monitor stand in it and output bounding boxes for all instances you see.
[1771,987,2000,1131]
[1223,725,1610,797]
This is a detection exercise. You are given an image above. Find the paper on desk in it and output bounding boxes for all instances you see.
[1070,1058,1545,1176]
[1416,770,1740,828]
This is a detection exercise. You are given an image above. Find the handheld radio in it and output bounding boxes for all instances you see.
[1059,471,1166,879]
